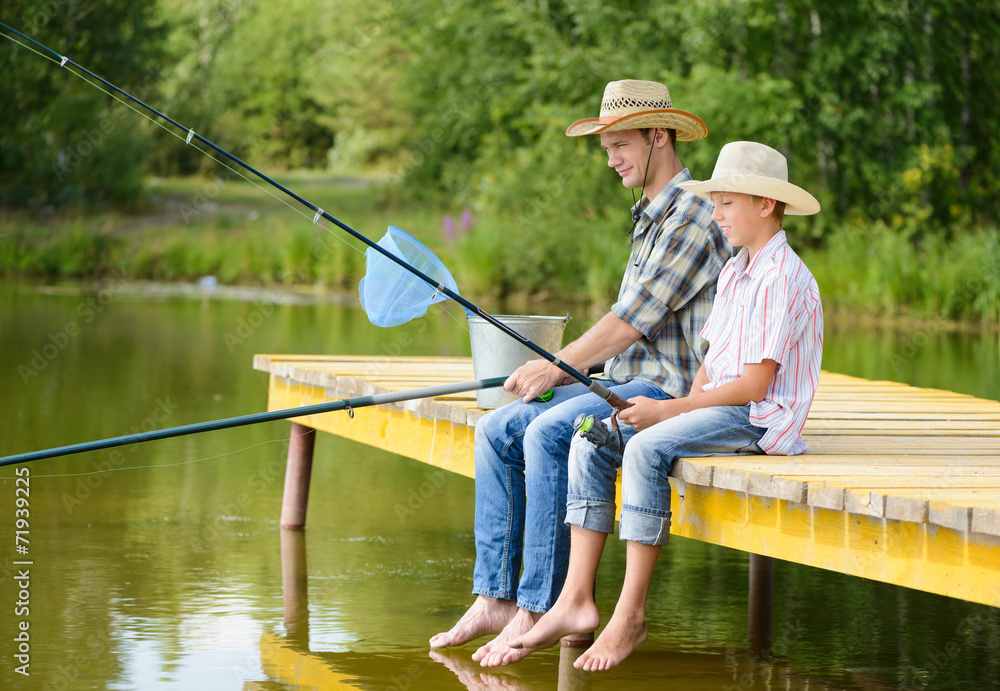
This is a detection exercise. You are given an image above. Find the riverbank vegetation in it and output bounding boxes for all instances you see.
[1,0,998,324]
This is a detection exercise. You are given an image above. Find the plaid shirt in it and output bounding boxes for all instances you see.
[605,169,731,398]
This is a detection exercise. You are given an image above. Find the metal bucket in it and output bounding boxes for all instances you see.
[467,314,570,409]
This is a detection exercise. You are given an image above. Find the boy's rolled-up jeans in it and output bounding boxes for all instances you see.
[566,404,767,546]
[472,378,669,612]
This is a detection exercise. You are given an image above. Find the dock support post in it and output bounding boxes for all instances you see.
[280,423,316,530]
[747,553,774,657]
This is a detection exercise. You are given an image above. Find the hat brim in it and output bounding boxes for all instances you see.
[678,175,821,216]
[566,109,708,142]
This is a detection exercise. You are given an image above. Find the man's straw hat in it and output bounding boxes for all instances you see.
[678,141,820,216]
[566,79,707,141]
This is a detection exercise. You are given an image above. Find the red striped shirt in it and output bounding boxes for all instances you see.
[701,231,823,455]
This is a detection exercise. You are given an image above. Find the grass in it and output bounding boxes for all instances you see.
[798,222,1000,325]
[1,172,457,289]
[2,172,998,326]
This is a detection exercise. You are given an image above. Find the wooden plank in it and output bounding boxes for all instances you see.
[689,463,1000,477]
[801,437,1000,454]
[802,429,1000,437]
[973,508,1000,537]
[846,487,1000,505]
[257,355,1000,604]
[804,420,1000,432]
[843,487,1000,531]
[807,412,1000,421]
[675,455,1000,468]
[792,476,1000,490]
[807,404,1000,414]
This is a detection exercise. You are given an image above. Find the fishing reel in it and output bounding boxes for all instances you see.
[573,413,623,454]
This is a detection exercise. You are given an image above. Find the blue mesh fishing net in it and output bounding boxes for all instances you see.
[359,226,462,327]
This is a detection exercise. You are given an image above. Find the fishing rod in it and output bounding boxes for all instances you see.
[0,377,507,467]
[0,22,632,413]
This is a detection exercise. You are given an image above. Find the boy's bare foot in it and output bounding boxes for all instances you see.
[430,596,518,648]
[573,609,647,671]
[473,608,539,667]
[507,596,599,654]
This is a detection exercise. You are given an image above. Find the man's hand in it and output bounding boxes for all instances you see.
[505,359,569,402]
[501,312,641,404]
[617,396,690,431]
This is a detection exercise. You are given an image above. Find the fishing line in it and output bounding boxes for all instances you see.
[2,29,472,337]
[4,25,472,339]
[0,21,631,412]
[0,434,296,481]
[0,28,361,257]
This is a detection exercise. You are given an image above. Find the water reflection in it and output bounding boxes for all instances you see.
[281,529,309,643]
[260,528,857,690]
[1,283,999,691]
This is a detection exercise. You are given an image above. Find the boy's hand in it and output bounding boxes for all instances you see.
[618,396,690,431]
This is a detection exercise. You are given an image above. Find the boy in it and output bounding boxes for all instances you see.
[507,141,823,671]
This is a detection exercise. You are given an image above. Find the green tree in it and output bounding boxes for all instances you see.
[0,1,163,208]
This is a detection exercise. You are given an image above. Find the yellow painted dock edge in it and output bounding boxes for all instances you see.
[670,480,999,608]
[264,371,1000,609]
[267,377,478,479]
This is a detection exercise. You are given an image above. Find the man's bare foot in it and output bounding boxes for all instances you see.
[473,608,540,668]
[573,609,647,671]
[508,595,599,654]
[430,596,518,648]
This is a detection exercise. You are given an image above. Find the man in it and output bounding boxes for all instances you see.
[430,79,731,667]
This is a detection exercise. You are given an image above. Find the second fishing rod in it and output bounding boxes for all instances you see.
[0,21,632,413]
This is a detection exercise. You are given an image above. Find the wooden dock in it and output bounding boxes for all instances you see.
[254,354,1000,609]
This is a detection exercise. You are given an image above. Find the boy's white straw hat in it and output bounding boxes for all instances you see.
[678,141,821,216]
[566,79,708,141]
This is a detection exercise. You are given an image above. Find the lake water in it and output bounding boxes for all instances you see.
[1,282,998,691]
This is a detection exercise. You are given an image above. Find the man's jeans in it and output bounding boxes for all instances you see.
[567,404,766,546]
[472,379,668,613]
